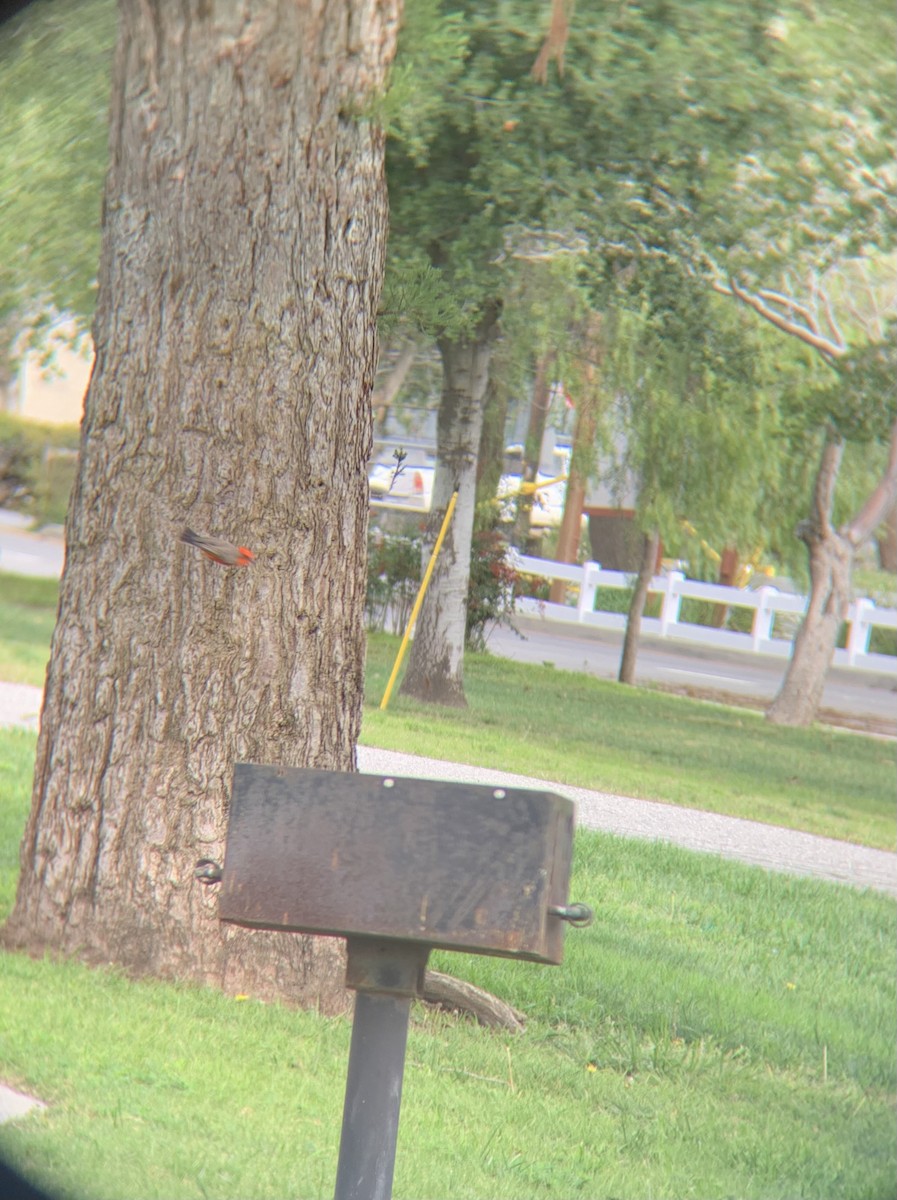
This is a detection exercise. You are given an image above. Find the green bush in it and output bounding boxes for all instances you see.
[0,412,79,524]
[365,524,535,650]
[366,530,422,634]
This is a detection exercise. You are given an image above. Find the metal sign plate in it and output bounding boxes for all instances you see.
[217,764,575,964]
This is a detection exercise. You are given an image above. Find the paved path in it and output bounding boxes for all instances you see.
[357,746,897,897]
[3,681,894,898]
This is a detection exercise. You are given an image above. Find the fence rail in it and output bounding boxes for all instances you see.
[512,555,897,676]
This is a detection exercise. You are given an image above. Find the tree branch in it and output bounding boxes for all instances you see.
[713,277,847,361]
[531,0,574,83]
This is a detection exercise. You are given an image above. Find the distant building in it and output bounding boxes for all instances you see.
[10,325,92,426]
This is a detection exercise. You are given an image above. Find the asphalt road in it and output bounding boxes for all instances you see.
[0,515,64,578]
[486,616,897,733]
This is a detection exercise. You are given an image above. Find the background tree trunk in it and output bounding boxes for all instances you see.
[549,319,602,604]
[475,369,509,508]
[877,498,897,573]
[765,527,853,725]
[372,339,417,435]
[3,0,400,1012]
[767,422,897,726]
[399,310,499,706]
[513,351,554,549]
[618,528,660,685]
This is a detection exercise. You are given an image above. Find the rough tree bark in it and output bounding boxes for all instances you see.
[767,419,897,725]
[399,309,499,706]
[3,0,400,1011]
[618,528,660,685]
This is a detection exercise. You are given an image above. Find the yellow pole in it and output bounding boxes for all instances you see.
[379,490,459,711]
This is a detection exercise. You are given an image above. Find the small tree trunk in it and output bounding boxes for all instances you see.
[766,528,853,725]
[372,340,417,435]
[549,317,601,603]
[399,310,499,706]
[711,546,739,627]
[767,420,897,726]
[878,498,897,573]
[513,351,554,548]
[618,529,660,685]
[475,368,509,508]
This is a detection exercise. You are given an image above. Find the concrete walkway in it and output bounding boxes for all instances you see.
[3,682,894,898]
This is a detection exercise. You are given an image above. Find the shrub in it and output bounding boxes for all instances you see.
[366,530,422,635]
[0,412,80,524]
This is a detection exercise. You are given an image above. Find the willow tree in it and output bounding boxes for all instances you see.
[3,0,400,1010]
[387,0,813,706]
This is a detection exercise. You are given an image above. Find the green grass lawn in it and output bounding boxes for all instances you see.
[0,747,895,1200]
[1,572,894,849]
[1,573,897,849]
[0,575,894,1197]
[0,572,57,686]
[363,634,896,850]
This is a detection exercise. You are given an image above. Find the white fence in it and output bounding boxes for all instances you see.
[512,555,897,676]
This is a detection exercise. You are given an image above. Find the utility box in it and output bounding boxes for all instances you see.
[217,764,576,965]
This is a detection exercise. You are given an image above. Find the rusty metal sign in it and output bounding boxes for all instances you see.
[217,765,576,964]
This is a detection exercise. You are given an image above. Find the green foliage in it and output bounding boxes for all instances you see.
[0,0,115,347]
[366,529,423,635]
[0,412,80,522]
[816,328,897,442]
[598,293,783,555]
[364,522,529,650]
[465,525,527,651]
[387,1,805,332]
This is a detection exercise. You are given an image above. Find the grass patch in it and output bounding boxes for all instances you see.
[363,635,896,850]
[0,754,894,1200]
[0,572,58,686]
[1,577,894,848]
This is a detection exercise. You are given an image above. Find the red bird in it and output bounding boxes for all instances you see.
[180,527,254,567]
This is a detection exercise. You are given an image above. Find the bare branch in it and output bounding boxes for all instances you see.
[755,288,823,336]
[820,288,846,349]
[714,277,847,361]
[531,0,574,83]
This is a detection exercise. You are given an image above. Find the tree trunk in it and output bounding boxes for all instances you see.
[0,317,19,413]
[3,0,400,1012]
[878,497,897,573]
[475,369,509,508]
[766,527,853,726]
[513,351,554,549]
[372,340,417,435]
[767,420,897,726]
[399,310,499,706]
[618,528,660,685]
[712,546,739,628]
[548,320,601,604]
